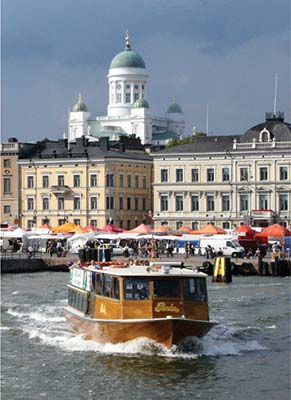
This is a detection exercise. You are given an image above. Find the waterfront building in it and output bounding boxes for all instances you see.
[18,137,153,229]
[151,112,291,230]
[68,32,185,146]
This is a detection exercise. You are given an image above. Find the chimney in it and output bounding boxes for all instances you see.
[99,137,110,151]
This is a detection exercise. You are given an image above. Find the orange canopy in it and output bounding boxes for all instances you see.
[71,225,88,233]
[39,223,52,230]
[255,224,291,238]
[153,225,173,234]
[128,223,153,234]
[190,224,226,235]
[51,221,78,232]
[178,226,191,233]
[234,224,255,238]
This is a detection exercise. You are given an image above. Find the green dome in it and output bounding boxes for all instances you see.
[110,31,146,69]
[167,100,183,114]
[134,98,149,108]
[73,94,88,112]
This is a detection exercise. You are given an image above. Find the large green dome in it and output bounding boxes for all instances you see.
[167,100,183,114]
[110,31,146,69]
[134,98,149,108]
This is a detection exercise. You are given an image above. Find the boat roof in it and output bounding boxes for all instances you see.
[78,264,208,278]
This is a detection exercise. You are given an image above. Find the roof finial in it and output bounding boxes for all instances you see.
[78,93,82,102]
[125,30,131,49]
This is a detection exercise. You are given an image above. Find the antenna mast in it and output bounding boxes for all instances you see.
[206,104,209,135]
[273,73,278,116]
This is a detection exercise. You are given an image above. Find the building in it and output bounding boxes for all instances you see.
[68,32,185,146]
[151,112,291,230]
[18,137,153,229]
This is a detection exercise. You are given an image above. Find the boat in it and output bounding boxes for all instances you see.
[64,260,217,348]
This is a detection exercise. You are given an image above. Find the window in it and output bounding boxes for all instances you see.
[192,221,199,230]
[27,176,34,188]
[119,197,124,210]
[153,280,180,298]
[259,194,268,210]
[260,167,268,181]
[191,168,199,182]
[3,178,11,193]
[160,195,168,211]
[42,197,49,210]
[135,175,139,188]
[222,168,230,181]
[176,195,184,211]
[73,175,80,187]
[127,220,131,230]
[240,194,248,211]
[90,197,98,210]
[106,173,114,187]
[135,197,139,210]
[120,175,124,187]
[142,176,146,189]
[134,93,139,102]
[279,194,288,211]
[74,219,81,226]
[3,205,10,214]
[222,194,230,211]
[3,159,10,168]
[134,84,139,90]
[58,197,64,210]
[111,277,120,299]
[58,175,64,186]
[42,175,49,188]
[27,220,34,229]
[90,219,97,227]
[279,167,288,181]
[184,278,207,302]
[27,197,34,210]
[74,197,81,210]
[127,175,131,188]
[207,168,214,182]
[125,93,131,103]
[127,197,131,210]
[90,174,97,187]
[191,195,199,211]
[123,278,149,300]
[223,221,230,229]
[206,195,214,211]
[240,168,248,181]
[116,93,122,103]
[106,196,114,210]
[176,168,183,182]
[161,169,168,182]
[142,197,146,211]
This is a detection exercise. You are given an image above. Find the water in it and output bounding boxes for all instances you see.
[1,272,290,400]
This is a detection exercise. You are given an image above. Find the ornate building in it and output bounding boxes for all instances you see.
[151,112,291,230]
[68,32,185,146]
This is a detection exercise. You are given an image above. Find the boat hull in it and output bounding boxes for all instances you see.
[64,306,216,348]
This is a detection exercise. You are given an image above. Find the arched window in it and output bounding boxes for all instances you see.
[259,128,270,142]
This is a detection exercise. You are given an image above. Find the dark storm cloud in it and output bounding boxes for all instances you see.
[2,0,290,141]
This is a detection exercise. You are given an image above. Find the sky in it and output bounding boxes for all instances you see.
[2,0,290,142]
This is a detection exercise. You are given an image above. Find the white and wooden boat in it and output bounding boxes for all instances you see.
[64,261,217,348]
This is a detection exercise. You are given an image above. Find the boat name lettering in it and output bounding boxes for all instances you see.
[155,302,179,313]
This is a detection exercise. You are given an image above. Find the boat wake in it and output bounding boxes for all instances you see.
[3,301,267,358]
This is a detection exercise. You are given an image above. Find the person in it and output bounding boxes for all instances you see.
[28,245,33,258]
[123,244,129,258]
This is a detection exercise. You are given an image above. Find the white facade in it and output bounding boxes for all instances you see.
[68,33,185,145]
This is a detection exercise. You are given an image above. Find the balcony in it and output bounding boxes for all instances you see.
[50,185,72,195]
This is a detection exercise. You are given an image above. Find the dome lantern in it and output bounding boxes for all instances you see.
[72,93,88,112]
[166,98,183,114]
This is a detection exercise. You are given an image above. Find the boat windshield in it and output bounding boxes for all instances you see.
[153,279,180,298]
[184,278,207,302]
[123,278,150,300]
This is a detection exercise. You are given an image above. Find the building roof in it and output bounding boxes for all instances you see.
[110,32,146,69]
[166,100,183,114]
[152,131,180,141]
[72,94,88,112]
[134,98,149,108]
[240,112,291,142]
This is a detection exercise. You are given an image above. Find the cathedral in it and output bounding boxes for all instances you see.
[68,32,185,145]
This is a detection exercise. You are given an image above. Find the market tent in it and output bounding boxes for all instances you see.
[234,224,256,239]
[153,225,174,234]
[85,224,101,232]
[255,224,291,238]
[51,222,78,233]
[190,224,226,235]
[0,227,26,238]
[39,223,52,230]
[71,225,88,233]
[177,226,191,233]
[100,223,123,233]
[128,223,153,234]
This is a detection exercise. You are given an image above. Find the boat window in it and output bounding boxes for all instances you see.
[153,279,180,298]
[96,273,103,295]
[184,278,207,302]
[123,278,150,300]
[68,288,88,313]
[111,277,120,300]
[103,275,111,297]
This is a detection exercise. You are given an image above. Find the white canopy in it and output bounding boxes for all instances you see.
[0,227,26,238]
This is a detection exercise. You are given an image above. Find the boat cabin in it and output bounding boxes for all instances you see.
[68,263,210,322]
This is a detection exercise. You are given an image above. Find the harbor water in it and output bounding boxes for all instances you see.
[1,271,290,400]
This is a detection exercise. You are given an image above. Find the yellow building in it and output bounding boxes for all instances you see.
[19,137,153,230]
[0,139,21,225]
